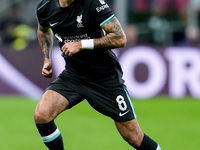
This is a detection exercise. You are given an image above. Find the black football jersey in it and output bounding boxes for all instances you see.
[36,0,124,81]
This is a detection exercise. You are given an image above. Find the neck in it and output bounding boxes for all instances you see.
[59,0,74,7]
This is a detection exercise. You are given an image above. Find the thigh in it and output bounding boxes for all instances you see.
[35,72,85,123]
[35,90,70,123]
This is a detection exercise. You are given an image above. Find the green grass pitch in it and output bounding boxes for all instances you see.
[0,96,199,150]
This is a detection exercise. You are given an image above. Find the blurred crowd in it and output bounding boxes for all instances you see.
[127,0,200,46]
[0,1,37,50]
[1,0,200,49]
[129,0,189,13]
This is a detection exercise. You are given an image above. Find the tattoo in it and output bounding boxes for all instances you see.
[95,17,126,49]
[42,34,52,59]
[107,17,123,37]
[38,29,53,59]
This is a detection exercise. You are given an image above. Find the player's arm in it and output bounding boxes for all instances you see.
[38,25,54,78]
[94,16,127,49]
[61,17,126,56]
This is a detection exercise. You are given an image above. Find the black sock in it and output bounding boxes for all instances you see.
[36,120,64,150]
[137,134,161,150]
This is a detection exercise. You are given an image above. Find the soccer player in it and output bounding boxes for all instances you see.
[34,0,162,150]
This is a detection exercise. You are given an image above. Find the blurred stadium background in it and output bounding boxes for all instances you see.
[0,0,200,150]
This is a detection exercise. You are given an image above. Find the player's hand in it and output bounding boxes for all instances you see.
[42,59,53,78]
[61,41,82,57]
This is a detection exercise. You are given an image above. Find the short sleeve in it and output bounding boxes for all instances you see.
[90,0,114,26]
[36,0,50,29]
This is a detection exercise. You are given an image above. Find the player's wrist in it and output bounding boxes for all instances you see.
[44,57,51,62]
[81,39,94,50]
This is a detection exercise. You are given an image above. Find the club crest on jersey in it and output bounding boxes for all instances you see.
[77,14,84,28]
[99,0,106,5]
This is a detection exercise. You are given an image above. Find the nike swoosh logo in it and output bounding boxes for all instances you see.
[49,22,59,27]
[119,110,130,117]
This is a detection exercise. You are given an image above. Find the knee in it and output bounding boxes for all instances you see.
[34,107,51,124]
[123,132,143,148]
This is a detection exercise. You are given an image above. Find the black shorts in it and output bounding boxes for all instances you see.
[46,70,137,122]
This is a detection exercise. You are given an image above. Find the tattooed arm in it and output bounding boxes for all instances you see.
[38,25,54,78]
[38,25,53,60]
[94,17,127,49]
